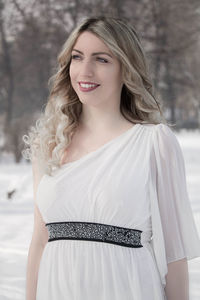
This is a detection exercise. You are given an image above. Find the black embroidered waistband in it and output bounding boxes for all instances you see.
[45,221,143,248]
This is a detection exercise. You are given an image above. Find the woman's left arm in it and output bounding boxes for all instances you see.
[165,258,189,300]
[150,124,200,287]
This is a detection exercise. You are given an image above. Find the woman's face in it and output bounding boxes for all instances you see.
[69,31,123,108]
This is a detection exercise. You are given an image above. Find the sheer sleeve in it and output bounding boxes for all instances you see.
[149,123,200,286]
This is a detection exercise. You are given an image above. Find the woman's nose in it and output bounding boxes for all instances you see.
[79,60,94,77]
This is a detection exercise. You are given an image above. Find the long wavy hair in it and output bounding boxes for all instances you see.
[22,16,169,176]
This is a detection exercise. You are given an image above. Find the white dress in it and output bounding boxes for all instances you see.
[35,123,200,300]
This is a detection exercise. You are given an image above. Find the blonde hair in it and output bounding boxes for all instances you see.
[22,16,169,176]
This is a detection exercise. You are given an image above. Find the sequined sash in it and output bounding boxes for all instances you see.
[45,221,143,248]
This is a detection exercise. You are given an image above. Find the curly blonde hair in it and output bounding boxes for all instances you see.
[22,16,168,176]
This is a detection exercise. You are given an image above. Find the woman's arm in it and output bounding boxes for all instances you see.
[26,205,48,300]
[165,258,189,300]
[25,157,49,300]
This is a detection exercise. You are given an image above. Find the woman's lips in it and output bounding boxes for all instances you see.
[78,83,100,92]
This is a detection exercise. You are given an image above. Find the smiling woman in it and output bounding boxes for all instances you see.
[22,16,200,300]
[69,31,123,107]
[22,17,167,174]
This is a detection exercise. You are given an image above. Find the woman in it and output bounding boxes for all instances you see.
[23,16,200,300]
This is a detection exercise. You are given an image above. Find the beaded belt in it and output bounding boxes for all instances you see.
[45,221,143,248]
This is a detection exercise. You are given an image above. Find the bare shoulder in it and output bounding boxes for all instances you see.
[32,155,46,202]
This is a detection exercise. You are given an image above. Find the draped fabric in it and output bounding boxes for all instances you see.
[149,123,200,286]
[35,123,200,300]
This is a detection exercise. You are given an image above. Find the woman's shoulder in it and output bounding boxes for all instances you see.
[140,122,170,129]
[141,123,175,136]
[144,123,183,162]
[140,123,179,151]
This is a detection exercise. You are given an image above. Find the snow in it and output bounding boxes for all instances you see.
[0,129,200,300]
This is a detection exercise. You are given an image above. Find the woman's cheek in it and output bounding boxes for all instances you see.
[69,67,76,84]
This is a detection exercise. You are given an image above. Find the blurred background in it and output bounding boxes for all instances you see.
[0,0,200,299]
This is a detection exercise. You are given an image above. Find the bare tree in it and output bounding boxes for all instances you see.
[0,0,200,161]
[0,0,14,129]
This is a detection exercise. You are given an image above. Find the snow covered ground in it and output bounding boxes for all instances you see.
[0,129,200,300]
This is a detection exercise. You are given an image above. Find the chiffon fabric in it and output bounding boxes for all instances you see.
[35,123,200,300]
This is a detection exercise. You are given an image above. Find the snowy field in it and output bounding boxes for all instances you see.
[0,129,200,300]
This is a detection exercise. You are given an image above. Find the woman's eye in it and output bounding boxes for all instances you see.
[97,57,108,63]
[71,55,81,60]
[71,55,108,63]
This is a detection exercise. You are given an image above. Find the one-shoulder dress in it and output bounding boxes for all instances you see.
[35,123,200,300]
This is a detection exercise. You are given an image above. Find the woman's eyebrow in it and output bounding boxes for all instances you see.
[72,48,113,58]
